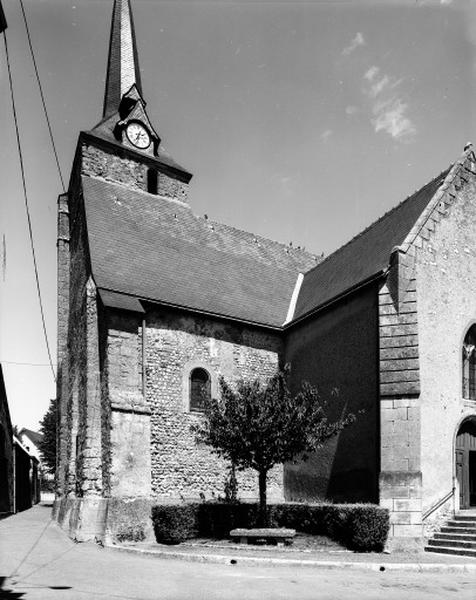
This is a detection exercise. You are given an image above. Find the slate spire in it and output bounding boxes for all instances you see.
[103,0,143,119]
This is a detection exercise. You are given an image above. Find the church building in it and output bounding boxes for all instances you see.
[54,0,476,549]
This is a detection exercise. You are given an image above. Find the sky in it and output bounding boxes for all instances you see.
[0,0,475,430]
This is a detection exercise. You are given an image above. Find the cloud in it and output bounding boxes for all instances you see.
[320,129,333,142]
[364,66,379,82]
[342,32,365,56]
[362,67,416,141]
[372,98,416,140]
[440,0,452,4]
[345,105,359,116]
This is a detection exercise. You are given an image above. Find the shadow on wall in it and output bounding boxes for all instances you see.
[284,419,377,504]
[283,286,380,504]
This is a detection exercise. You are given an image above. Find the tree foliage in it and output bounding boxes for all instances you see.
[193,366,356,525]
[39,398,57,475]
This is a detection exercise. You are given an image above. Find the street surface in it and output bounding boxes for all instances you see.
[0,505,474,600]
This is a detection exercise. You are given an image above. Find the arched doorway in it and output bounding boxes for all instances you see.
[455,417,476,509]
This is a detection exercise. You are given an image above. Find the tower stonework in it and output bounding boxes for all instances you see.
[53,0,193,541]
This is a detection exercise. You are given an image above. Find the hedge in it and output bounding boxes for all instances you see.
[152,502,389,552]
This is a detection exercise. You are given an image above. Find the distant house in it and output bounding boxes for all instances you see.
[13,436,40,511]
[0,365,40,514]
[18,428,42,463]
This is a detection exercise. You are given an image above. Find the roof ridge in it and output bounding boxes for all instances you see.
[84,175,314,263]
[302,167,450,278]
[204,216,317,262]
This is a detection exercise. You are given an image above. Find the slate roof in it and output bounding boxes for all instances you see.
[19,428,43,447]
[82,176,317,327]
[293,167,451,320]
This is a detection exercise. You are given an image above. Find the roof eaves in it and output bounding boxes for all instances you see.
[98,286,284,332]
[284,269,387,330]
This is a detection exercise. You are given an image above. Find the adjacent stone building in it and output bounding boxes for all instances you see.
[54,0,476,549]
[0,365,41,514]
[0,364,14,515]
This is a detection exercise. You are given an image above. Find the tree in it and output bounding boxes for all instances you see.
[194,367,356,526]
[38,398,57,475]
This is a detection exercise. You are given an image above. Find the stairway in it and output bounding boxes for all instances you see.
[425,512,476,557]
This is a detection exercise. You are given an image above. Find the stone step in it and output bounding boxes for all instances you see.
[434,532,476,542]
[441,526,476,535]
[428,538,476,550]
[454,514,476,522]
[448,518,476,527]
[425,545,476,558]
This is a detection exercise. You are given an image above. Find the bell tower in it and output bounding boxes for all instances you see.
[55,0,191,542]
[79,0,192,200]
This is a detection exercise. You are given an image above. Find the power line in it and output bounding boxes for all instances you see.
[19,0,66,192]
[3,30,57,384]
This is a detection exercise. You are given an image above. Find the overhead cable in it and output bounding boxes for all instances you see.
[19,0,65,191]
[3,29,57,383]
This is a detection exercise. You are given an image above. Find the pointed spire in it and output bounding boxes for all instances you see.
[103,0,143,119]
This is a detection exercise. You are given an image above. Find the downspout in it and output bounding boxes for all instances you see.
[142,316,146,397]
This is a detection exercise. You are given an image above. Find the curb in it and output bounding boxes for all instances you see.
[106,543,476,573]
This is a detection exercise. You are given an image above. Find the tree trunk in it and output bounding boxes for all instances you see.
[258,469,268,527]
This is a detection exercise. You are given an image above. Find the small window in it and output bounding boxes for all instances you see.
[190,368,211,412]
[147,168,158,194]
[463,325,476,400]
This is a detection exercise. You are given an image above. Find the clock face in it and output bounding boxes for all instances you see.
[126,122,151,149]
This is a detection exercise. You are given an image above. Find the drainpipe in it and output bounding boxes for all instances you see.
[142,316,146,397]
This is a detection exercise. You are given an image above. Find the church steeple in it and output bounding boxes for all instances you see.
[85,0,192,190]
[103,0,143,119]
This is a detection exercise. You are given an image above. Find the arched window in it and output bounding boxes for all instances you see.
[462,325,476,399]
[190,368,211,412]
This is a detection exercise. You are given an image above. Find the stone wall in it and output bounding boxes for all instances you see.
[56,193,70,496]
[417,155,476,517]
[378,277,423,547]
[141,308,283,502]
[284,286,379,503]
[105,312,151,503]
[81,143,189,203]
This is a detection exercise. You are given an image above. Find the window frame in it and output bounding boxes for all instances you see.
[182,361,217,413]
[189,367,211,412]
[462,324,476,400]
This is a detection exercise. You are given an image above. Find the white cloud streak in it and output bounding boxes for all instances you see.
[364,66,379,81]
[372,99,416,140]
[362,67,416,141]
[320,129,333,142]
[342,32,365,56]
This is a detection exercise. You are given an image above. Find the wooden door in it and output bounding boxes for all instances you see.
[456,421,476,509]
[456,449,466,508]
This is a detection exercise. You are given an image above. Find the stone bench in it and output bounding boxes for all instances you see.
[229,528,296,546]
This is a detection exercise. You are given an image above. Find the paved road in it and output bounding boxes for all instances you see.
[0,506,474,600]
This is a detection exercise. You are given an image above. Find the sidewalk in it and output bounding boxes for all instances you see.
[2,503,475,577]
[2,505,475,600]
[110,528,476,573]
